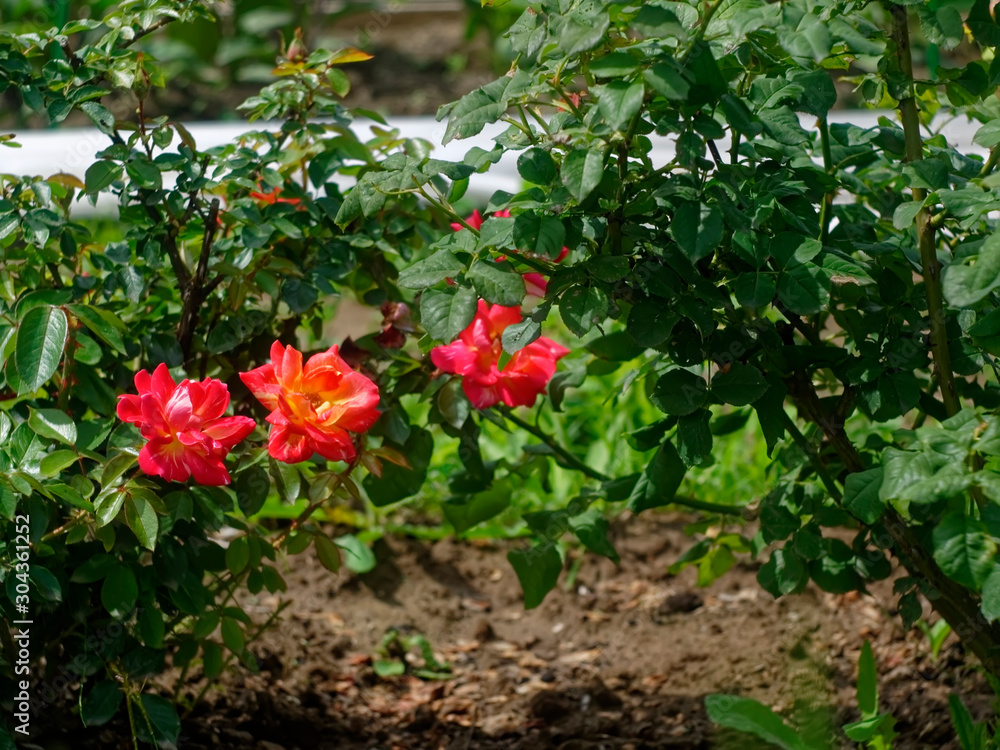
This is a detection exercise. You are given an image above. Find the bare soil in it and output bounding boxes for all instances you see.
[33,514,998,750]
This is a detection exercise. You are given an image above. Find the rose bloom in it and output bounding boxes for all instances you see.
[240,341,380,464]
[431,300,569,409]
[116,364,255,486]
[452,209,568,297]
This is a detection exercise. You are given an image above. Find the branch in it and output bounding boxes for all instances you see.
[889,4,960,417]
[121,16,176,49]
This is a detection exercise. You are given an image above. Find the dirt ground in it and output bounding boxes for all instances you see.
[33,513,997,750]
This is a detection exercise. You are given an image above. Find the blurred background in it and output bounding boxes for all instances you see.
[0,0,531,126]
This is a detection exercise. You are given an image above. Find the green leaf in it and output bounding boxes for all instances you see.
[420,286,478,342]
[944,232,1000,308]
[221,617,244,653]
[335,533,377,573]
[363,427,433,505]
[569,509,620,563]
[444,481,511,534]
[67,304,127,354]
[559,286,608,337]
[138,606,165,649]
[80,101,116,134]
[776,263,830,315]
[561,147,605,203]
[711,364,768,406]
[468,260,525,306]
[892,200,925,230]
[974,119,1000,148]
[627,298,677,348]
[502,318,541,354]
[28,408,76,446]
[225,536,250,575]
[590,52,638,78]
[517,147,557,184]
[734,273,775,309]
[508,543,562,609]
[627,441,687,513]
[135,694,180,747]
[15,305,68,391]
[677,409,713,467]
[397,249,464,290]
[84,161,122,194]
[234,465,269,517]
[513,212,565,259]
[440,69,531,144]
[314,534,342,573]
[596,80,644,132]
[948,695,978,750]
[101,566,138,619]
[125,494,158,551]
[705,695,809,750]
[982,565,1000,621]
[671,202,722,262]
[556,10,609,55]
[932,511,996,590]
[39,449,79,476]
[81,681,123,727]
[843,468,885,524]
[758,548,808,597]
[857,641,878,718]
[650,369,708,415]
[194,643,222,682]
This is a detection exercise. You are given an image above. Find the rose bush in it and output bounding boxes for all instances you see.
[6,0,1000,746]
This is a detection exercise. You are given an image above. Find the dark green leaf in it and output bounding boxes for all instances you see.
[468,260,525,306]
[671,202,722,262]
[508,543,562,609]
[932,511,996,590]
[650,369,708,415]
[596,81,644,132]
[15,305,68,392]
[711,364,768,406]
[627,441,687,513]
[81,681,123,727]
[420,286,478,342]
[397,249,465,290]
[517,147,557,184]
[101,566,138,619]
[560,286,608,336]
[561,147,605,203]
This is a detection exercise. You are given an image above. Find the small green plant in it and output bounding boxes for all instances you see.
[918,618,953,662]
[372,627,452,681]
[707,640,896,749]
[950,693,999,750]
[843,641,898,750]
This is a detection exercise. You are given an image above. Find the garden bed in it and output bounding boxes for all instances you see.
[30,515,995,750]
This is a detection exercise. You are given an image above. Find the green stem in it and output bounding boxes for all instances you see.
[413,181,479,235]
[818,116,834,244]
[782,412,843,502]
[501,410,744,517]
[889,4,960,418]
[502,409,607,481]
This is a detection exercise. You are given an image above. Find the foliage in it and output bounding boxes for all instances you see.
[6,0,1000,744]
[707,640,896,749]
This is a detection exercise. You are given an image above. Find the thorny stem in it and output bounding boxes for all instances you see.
[889,4,960,417]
